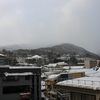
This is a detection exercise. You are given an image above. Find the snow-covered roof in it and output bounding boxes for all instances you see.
[63,66,84,70]
[16,63,34,66]
[46,62,67,68]
[48,74,59,79]
[32,55,42,59]
[0,65,10,68]
[47,63,57,68]
[56,62,68,66]
[20,92,30,95]
[27,55,42,59]
[9,66,41,69]
[0,65,41,69]
[49,91,57,95]
[57,57,67,60]
[41,81,46,86]
[41,86,46,91]
[44,72,55,76]
[41,81,46,90]
[41,92,45,98]
[86,71,100,77]
[4,72,33,76]
[53,70,62,73]
[27,57,32,59]
[41,73,47,78]
[57,77,100,90]
[46,74,60,81]
[0,53,6,57]
[68,68,97,76]
[45,71,85,81]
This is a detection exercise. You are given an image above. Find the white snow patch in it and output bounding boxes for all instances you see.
[4,72,33,76]
[57,77,100,90]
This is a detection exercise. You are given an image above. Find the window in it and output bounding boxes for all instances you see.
[77,93,81,100]
[3,85,30,94]
[0,58,6,65]
[2,76,19,81]
[71,92,77,100]
[47,85,51,90]
[25,76,30,80]
[37,76,39,100]
[70,92,96,100]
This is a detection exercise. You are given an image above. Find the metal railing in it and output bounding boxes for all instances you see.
[66,79,100,86]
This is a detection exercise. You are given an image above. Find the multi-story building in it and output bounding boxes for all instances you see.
[84,60,96,69]
[45,72,85,100]
[56,77,100,100]
[0,66,41,100]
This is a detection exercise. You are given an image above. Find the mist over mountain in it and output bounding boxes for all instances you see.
[0,43,99,58]
[0,44,42,51]
[35,43,98,56]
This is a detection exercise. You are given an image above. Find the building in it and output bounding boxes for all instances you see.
[0,66,41,100]
[45,62,67,72]
[0,54,6,58]
[84,60,96,69]
[0,54,6,65]
[97,60,100,67]
[25,55,43,66]
[45,72,85,100]
[56,77,100,100]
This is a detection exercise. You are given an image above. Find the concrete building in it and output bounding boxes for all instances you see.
[25,55,43,66]
[97,60,100,67]
[84,60,96,69]
[0,66,41,100]
[57,77,100,100]
[45,72,85,100]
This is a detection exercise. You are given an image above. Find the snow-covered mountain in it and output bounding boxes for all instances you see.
[0,43,99,57]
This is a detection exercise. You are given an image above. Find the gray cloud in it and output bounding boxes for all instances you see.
[0,0,100,53]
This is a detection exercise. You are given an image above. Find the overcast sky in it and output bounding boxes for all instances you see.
[0,0,100,53]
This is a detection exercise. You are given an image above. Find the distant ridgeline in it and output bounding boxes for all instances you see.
[0,43,100,61]
[11,43,100,59]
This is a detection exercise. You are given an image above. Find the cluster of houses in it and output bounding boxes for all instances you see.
[41,60,100,100]
[0,53,100,100]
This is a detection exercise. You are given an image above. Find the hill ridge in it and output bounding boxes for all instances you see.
[0,43,99,57]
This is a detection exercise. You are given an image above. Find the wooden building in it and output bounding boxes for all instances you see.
[45,72,85,100]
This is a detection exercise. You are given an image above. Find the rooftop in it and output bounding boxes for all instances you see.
[0,65,41,69]
[57,77,100,90]
[63,66,84,70]
[9,66,41,69]
[67,68,97,76]
[45,72,84,81]
[27,55,42,59]
[4,72,33,76]
[0,53,6,57]
[46,62,67,68]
